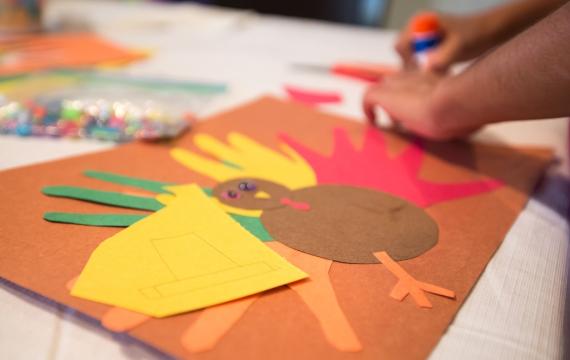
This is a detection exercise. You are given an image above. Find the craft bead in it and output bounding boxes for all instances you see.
[0,97,190,142]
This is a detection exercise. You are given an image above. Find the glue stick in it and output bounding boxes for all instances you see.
[370,14,440,129]
[410,13,442,69]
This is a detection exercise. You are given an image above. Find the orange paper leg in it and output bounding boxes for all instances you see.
[65,276,78,291]
[101,307,150,332]
[269,242,362,352]
[374,251,456,309]
[181,295,259,353]
[66,275,150,332]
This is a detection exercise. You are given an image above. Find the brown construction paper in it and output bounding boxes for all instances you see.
[260,185,439,263]
[0,97,553,359]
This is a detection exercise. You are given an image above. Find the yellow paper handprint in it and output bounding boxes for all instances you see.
[172,133,317,189]
[171,133,317,217]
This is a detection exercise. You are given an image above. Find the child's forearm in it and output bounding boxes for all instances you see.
[434,2,570,131]
[474,0,566,51]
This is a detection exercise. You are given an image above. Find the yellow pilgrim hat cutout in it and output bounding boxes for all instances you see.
[71,184,307,317]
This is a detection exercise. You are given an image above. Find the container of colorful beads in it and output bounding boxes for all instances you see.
[0,70,227,142]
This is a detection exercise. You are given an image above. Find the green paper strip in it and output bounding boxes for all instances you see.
[44,211,272,240]
[49,70,227,94]
[230,214,273,242]
[44,212,146,227]
[42,186,163,211]
[85,170,175,194]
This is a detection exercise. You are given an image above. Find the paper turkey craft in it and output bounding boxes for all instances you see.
[43,125,501,353]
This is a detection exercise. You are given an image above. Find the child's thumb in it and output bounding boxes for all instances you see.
[426,39,459,72]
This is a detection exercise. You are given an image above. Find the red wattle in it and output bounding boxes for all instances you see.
[280,197,311,211]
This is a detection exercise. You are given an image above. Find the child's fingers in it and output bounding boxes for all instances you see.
[426,36,461,72]
[362,84,383,124]
[394,28,414,65]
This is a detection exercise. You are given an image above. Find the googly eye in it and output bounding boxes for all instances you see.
[238,181,257,191]
[222,190,240,200]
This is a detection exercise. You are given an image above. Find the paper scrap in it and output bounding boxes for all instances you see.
[71,184,307,317]
[284,85,342,106]
[0,33,145,76]
[332,62,398,82]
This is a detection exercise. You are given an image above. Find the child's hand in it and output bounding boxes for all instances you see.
[362,71,480,140]
[395,13,493,72]
[366,1,570,140]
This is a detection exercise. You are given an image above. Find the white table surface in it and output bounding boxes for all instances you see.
[1,1,568,359]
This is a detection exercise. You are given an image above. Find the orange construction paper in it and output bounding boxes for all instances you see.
[0,97,553,360]
[0,33,145,76]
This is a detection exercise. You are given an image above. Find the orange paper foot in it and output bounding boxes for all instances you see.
[374,251,455,309]
[388,278,455,308]
[66,275,150,332]
[181,295,258,353]
[101,307,151,332]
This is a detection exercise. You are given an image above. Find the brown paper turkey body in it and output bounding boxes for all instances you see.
[214,180,438,264]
